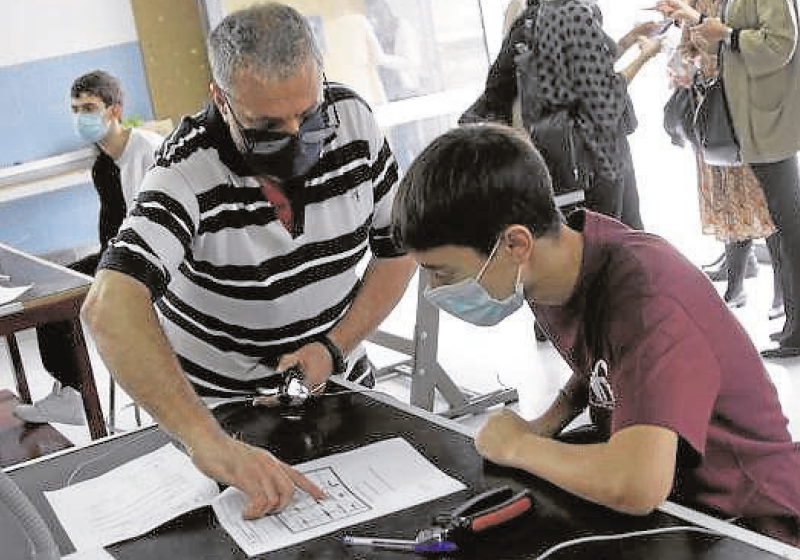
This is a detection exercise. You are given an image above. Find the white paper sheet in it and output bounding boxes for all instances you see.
[212,437,466,557]
[45,444,219,551]
[0,284,32,305]
[62,548,116,560]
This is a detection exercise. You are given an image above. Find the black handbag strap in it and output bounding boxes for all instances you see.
[715,0,730,73]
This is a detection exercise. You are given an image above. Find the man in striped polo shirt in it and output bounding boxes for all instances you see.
[82,3,416,517]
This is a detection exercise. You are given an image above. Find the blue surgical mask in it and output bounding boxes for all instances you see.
[73,111,109,144]
[424,239,525,326]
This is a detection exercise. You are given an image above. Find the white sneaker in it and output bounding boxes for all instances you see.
[13,381,87,426]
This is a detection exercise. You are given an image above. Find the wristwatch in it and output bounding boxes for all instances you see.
[316,334,346,375]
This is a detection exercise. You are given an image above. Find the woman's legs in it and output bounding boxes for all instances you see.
[766,233,785,319]
[751,156,800,356]
[723,239,752,306]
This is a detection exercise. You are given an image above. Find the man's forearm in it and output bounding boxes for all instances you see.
[504,425,677,515]
[82,271,226,451]
[328,255,416,355]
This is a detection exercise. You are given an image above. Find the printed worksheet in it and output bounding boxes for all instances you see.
[213,438,466,556]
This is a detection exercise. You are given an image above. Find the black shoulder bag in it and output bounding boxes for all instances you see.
[663,84,698,148]
[691,2,741,166]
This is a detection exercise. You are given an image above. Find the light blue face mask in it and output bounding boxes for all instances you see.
[73,111,109,144]
[424,239,525,326]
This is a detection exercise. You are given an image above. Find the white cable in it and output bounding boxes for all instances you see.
[65,430,155,486]
[531,525,720,560]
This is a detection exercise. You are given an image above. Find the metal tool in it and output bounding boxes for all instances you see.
[417,485,534,545]
[343,486,534,554]
[208,364,312,409]
[254,364,310,407]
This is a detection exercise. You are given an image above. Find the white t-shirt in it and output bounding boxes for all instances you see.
[116,127,164,210]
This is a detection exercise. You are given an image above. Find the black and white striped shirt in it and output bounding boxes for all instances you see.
[99,84,403,396]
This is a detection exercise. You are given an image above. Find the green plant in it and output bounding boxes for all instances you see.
[122,116,144,127]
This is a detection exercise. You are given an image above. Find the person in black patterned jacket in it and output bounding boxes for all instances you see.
[461,0,662,230]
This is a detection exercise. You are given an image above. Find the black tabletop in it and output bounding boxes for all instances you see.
[3,386,790,560]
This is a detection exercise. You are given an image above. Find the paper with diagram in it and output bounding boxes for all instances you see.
[213,437,466,556]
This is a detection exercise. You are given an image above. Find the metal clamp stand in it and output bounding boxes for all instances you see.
[369,272,518,419]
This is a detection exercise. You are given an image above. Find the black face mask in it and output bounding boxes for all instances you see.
[229,100,333,182]
[241,134,324,182]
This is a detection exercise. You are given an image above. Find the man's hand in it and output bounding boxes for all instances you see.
[474,409,533,467]
[189,433,324,519]
[277,342,334,393]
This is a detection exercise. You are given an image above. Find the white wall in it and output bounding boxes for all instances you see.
[481,0,514,60]
[0,0,138,67]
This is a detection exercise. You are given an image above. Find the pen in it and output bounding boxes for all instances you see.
[342,535,458,553]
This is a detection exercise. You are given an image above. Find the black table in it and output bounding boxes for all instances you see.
[2,381,796,559]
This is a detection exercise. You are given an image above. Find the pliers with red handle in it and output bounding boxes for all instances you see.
[417,485,534,545]
[343,486,533,555]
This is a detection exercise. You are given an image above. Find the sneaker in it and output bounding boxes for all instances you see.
[13,381,86,425]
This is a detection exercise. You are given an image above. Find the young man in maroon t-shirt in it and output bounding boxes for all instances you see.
[391,124,800,545]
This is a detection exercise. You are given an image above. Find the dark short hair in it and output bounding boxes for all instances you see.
[71,70,123,107]
[392,124,562,255]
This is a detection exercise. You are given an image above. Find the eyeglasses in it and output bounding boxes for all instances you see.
[219,81,339,155]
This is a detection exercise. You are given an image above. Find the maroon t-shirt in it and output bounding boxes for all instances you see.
[534,211,800,542]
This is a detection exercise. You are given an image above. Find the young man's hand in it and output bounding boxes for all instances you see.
[474,409,533,467]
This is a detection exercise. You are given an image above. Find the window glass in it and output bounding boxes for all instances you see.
[217,0,492,170]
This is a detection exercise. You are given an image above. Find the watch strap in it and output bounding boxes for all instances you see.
[316,334,346,375]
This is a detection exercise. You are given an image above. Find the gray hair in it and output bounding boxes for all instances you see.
[208,3,321,92]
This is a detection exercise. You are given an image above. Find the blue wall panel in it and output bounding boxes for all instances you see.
[0,183,99,257]
[0,41,153,168]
